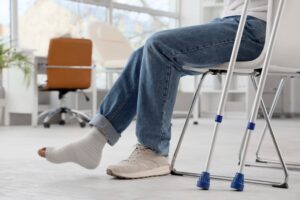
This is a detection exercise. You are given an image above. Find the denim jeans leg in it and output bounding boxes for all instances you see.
[90,47,144,145]
[135,38,182,156]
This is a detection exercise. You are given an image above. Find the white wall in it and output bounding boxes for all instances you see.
[291,79,300,114]
[180,0,201,27]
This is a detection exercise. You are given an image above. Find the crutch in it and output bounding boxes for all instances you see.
[196,0,252,191]
[231,0,287,191]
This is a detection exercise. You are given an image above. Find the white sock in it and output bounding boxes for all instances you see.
[45,128,106,169]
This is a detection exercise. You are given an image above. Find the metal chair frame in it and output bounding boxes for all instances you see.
[244,73,300,171]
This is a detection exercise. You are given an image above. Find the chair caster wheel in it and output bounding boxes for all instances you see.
[83,118,90,123]
[193,121,199,125]
[43,123,50,128]
[79,122,86,128]
[59,120,66,125]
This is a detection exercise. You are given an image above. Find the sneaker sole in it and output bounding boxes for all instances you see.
[106,166,171,179]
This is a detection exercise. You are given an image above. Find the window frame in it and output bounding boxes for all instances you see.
[67,0,181,23]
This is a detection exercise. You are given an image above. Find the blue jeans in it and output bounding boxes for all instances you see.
[90,16,266,156]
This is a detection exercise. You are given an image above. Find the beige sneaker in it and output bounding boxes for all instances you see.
[107,144,170,179]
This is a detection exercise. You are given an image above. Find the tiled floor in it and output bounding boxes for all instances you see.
[0,118,299,200]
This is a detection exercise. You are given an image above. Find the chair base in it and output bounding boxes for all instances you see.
[171,168,288,189]
[244,158,300,171]
[38,107,91,128]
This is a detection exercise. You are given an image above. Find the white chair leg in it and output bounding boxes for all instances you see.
[255,77,286,161]
[237,77,286,163]
[171,71,210,174]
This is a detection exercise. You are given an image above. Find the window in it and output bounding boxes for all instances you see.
[0,1,11,42]
[112,6,178,48]
[15,0,179,88]
[17,0,179,54]
[18,0,107,56]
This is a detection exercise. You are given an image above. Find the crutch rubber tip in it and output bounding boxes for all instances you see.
[231,173,244,191]
[197,172,210,190]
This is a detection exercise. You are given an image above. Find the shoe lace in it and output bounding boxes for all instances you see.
[126,144,149,162]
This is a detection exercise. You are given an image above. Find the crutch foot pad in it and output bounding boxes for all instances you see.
[231,173,244,191]
[197,171,210,190]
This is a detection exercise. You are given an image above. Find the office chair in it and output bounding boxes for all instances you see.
[38,38,94,128]
[171,0,299,190]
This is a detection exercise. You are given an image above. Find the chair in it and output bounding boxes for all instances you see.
[171,0,298,190]
[38,38,94,128]
[88,22,133,88]
[245,0,300,172]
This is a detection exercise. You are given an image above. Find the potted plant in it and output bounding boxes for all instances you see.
[0,42,32,85]
[0,42,32,124]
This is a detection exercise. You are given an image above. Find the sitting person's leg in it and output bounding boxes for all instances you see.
[38,16,266,175]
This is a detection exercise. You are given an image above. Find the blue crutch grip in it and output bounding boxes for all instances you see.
[231,173,245,191]
[197,171,210,190]
[247,122,256,130]
[215,115,223,123]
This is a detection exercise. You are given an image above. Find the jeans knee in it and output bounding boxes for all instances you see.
[144,31,169,51]
[132,46,144,58]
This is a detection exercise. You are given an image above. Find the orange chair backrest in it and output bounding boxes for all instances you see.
[47,38,93,90]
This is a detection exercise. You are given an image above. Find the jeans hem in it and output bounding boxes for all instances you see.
[89,114,120,146]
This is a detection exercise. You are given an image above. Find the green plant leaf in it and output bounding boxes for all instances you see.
[0,42,33,86]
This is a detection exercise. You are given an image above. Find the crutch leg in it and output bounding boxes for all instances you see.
[255,77,286,161]
[171,71,210,172]
[231,0,286,191]
[197,0,251,190]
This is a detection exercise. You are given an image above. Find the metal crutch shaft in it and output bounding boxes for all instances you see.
[231,0,286,191]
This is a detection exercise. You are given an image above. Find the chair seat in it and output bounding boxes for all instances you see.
[183,62,261,74]
[183,60,300,75]
[38,84,76,92]
[183,53,265,74]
